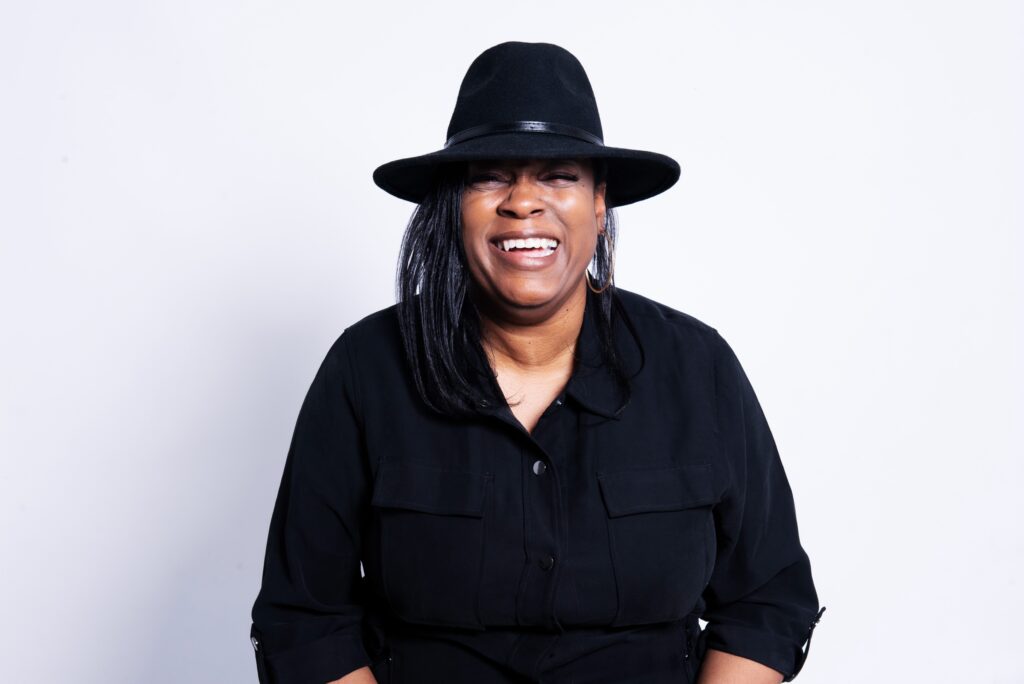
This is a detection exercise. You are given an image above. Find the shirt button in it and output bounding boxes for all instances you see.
[555,398,563,406]
[539,555,556,571]
[532,460,548,475]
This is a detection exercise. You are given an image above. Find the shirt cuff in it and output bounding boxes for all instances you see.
[252,626,370,684]
[701,607,825,682]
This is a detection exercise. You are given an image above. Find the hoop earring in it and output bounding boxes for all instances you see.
[586,270,610,294]
[586,230,615,294]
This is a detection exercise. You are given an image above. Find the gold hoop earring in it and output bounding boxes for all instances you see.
[586,270,610,294]
[586,231,615,294]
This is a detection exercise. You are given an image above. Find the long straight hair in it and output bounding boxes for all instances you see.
[395,160,632,417]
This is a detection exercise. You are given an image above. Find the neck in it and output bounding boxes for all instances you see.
[475,282,588,372]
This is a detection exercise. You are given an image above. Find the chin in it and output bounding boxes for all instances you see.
[494,281,574,311]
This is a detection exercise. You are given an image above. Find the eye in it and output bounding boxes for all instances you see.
[467,171,510,189]
[544,171,580,184]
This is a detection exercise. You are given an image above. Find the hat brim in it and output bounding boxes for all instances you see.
[372,132,680,208]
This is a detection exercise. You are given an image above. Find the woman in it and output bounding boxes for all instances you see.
[251,42,824,684]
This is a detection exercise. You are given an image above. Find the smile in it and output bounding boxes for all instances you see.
[494,237,559,257]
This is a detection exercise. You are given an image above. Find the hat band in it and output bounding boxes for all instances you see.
[444,121,604,149]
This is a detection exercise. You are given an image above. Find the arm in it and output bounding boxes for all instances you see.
[328,667,377,684]
[697,649,783,684]
[251,332,375,683]
[698,332,824,682]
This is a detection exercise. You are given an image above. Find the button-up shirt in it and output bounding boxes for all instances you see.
[250,287,824,683]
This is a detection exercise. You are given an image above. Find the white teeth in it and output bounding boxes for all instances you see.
[499,237,559,252]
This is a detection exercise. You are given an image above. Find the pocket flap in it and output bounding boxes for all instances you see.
[372,461,491,517]
[598,463,717,517]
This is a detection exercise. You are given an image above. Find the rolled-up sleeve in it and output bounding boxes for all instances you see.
[250,331,372,683]
[701,331,825,681]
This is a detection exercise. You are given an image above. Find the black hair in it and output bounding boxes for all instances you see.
[395,159,632,418]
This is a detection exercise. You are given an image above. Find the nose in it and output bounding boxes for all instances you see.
[497,176,544,219]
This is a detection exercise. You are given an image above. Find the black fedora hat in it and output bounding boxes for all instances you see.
[372,42,680,208]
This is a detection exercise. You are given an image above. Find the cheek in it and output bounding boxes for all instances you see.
[554,190,597,221]
[578,232,600,264]
[554,198,601,254]
[459,206,492,272]
[460,205,484,244]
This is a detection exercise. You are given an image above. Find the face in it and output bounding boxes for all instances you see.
[460,158,607,322]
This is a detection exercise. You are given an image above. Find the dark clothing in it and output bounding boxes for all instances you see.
[366,619,702,683]
[251,287,824,683]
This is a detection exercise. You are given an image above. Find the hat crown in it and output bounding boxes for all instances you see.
[446,42,604,144]
[373,41,680,207]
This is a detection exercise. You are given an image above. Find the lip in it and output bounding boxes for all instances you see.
[487,232,561,270]
[489,229,561,247]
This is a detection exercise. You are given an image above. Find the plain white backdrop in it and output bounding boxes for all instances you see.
[2,1,1021,682]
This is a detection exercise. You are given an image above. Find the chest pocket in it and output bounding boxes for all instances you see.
[371,461,492,629]
[598,463,718,626]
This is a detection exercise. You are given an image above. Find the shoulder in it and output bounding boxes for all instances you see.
[614,287,726,359]
[614,287,719,334]
[342,302,402,343]
[318,303,403,372]
[614,288,753,405]
[311,303,413,417]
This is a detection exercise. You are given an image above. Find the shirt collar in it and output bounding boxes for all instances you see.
[471,287,643,422]
[563,286,643,420]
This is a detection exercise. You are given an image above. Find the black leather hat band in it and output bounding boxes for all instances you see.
[444,121,604,149]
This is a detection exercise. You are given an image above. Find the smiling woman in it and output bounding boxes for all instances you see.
[390,152,625,427]
[250,42,825,684]
[462,159,605,312]
[460,157,608,431]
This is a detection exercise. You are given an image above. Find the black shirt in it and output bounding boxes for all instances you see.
[250,287,824,683]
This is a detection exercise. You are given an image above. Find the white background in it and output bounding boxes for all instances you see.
[2,1,1021,682]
